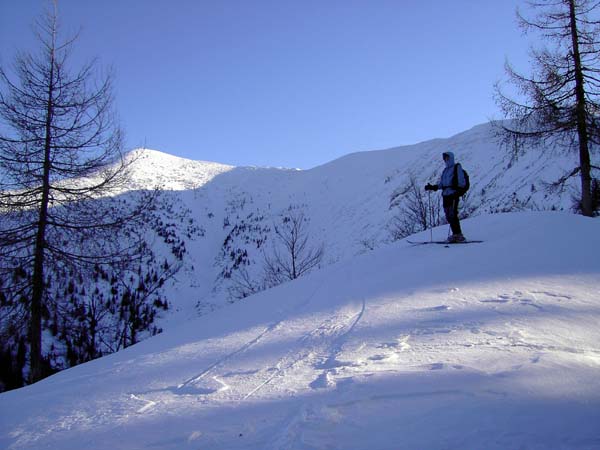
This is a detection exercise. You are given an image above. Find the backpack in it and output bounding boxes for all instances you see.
[453,163,470,196]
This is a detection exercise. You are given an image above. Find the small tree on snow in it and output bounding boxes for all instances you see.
[263,210,325,287]
[388,174,444,240]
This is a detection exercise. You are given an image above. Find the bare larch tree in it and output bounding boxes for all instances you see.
[0,5,146,383]
[495,0,600,216]
[388,173,444,240]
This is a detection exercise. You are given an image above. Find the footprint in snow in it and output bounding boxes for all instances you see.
[315,358,358,370]
[518,298,543,310]
[310,371,336,390]
[423,305,451,312]
[479,293,542,310]
[368,353,400,362]
[480,297,510,304]
[376,335,411,352]
[425,363,466,371]
[531,291,572,301]
[176,385,218,396]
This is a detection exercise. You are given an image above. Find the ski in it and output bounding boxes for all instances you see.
[407,240,483,245]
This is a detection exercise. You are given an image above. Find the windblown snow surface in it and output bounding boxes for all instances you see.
[1,212,599,449]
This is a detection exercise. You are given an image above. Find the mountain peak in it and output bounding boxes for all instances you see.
[125,148,236,191]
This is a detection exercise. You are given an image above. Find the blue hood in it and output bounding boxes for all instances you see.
[443,151,455,168]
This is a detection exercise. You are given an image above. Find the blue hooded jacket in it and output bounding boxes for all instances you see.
[437,152,466,196]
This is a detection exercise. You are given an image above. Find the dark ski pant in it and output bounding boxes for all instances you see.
[443,194,462,235]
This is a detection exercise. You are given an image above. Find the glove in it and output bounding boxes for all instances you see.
[425,183,438,191]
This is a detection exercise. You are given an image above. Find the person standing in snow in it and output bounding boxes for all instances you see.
[425,151,467,243]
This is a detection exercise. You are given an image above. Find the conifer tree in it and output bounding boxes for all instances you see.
[0,4,147,383]
[496,0,600,216]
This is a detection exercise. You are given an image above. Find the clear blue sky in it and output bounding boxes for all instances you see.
[1,1,534,169]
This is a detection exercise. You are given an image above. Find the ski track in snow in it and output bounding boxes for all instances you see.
[132,264,348,410]
[124,276,600,448]
[129,394,157,414]
[128,292,367,423]
[244,298,366,400]
[177,298,367,402]
[174,319,284,392]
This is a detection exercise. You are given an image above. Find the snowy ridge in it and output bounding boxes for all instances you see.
[1,212,599,449]
[124,148,236,191]
[120,122,595,319]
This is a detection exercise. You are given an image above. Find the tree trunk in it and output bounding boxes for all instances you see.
[569,0,594,216]
[29,131,52,382]
[29,29,56,383]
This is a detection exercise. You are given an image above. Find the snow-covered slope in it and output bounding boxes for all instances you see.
[124,148,236,191]
[1,212,599,449]
[122,122,594,321]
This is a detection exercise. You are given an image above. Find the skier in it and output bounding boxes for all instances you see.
[425,151,467,243]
